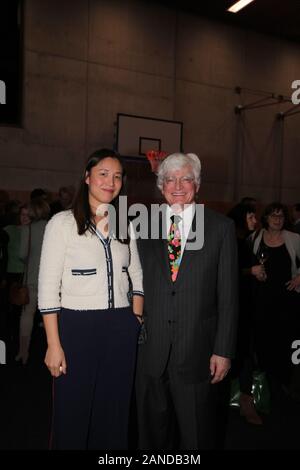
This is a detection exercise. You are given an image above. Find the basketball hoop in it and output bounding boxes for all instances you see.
[146,150,167,174]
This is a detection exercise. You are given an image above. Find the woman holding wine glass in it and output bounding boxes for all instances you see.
[251,202,300,399]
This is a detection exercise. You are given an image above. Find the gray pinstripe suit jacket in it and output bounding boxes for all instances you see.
[137,207,239,384]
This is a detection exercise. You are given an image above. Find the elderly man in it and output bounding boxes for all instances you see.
[136,152,238,450]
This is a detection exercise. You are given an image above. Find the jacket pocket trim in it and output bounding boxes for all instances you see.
[71,269,97,276]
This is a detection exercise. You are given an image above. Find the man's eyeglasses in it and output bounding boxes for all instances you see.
[269,213,284,220]
[164,176,195,186]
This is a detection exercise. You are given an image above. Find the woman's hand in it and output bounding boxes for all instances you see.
[134,313,143,325]
[132,294,144,325]
[286,274,300,291]
[45,344,67,378]
[251,264,267,282]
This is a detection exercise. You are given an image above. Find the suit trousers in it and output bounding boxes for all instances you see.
[136,350,217,450]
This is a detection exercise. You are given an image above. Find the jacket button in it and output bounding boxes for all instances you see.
[171,291,176,296]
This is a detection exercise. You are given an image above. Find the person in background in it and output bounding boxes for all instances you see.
[240,197,257,210]
[20,204,30,226]
[15,198,50,364]
[30,188,49,202]
[3,200,26,361]
[0,227,9,343]
[251,202,300,399]
[38,149,143,450]
[289,203,300,400]
[50,186,75,217]
[227,203,263,425]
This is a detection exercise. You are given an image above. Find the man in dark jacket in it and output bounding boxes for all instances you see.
[136,152,238,450]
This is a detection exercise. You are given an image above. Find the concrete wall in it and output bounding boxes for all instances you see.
[0,0,299,204]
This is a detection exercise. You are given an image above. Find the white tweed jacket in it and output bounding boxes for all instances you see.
[38,211,143,313]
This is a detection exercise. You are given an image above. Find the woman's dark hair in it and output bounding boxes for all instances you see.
[72,148,129,243]
[261,202,290,230]
[4,200,21,225]
[294,203,300,212]
[30,188,48,201]
[240,196,257,211]
[227,203,255,233]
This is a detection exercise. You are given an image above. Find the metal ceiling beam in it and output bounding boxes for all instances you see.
[277,103,300,120]
[235,91,291,114]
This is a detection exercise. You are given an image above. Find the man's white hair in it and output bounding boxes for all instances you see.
[157,152,201,191]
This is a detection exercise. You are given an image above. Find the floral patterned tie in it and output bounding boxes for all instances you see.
[167,215,182,282]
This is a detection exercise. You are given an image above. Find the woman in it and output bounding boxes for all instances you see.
[251,202,300,395]
[4,200,29,361]
[38,149,143,450]
[16,198,50,364]
[228,203,263,424]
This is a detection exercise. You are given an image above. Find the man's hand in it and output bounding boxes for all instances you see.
[210,354,231,384]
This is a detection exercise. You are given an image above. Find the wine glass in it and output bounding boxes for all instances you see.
[257,246,269,265]
[256,245,268,281]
